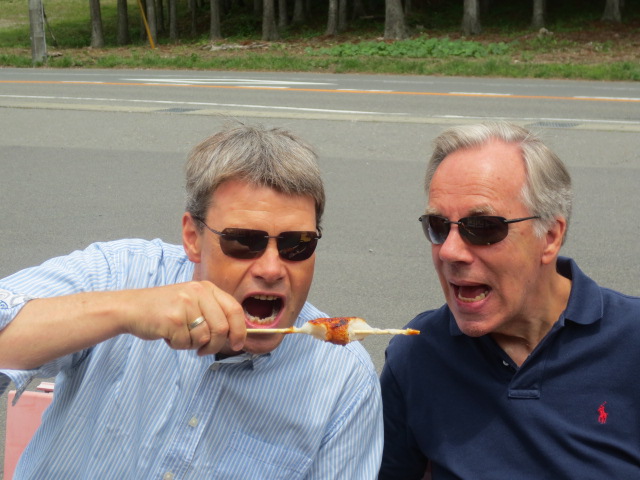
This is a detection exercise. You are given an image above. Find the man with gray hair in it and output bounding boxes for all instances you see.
[379,122,640,479]
[0,123,383,478]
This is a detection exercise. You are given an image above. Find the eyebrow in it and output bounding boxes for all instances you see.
[423,205,497,217]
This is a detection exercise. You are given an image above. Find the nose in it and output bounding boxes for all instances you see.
[436,224,474,264]
[250,239,286,283]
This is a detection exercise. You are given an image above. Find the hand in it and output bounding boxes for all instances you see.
[123,281,246,355]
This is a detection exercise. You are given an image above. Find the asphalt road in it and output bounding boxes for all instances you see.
[1,69,639,476]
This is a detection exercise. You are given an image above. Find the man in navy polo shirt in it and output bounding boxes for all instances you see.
[379,122,640,479]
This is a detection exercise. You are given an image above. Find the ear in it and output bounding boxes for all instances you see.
[182,213,202,263]
[541,217,567,265]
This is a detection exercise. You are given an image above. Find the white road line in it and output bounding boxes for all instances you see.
[0,94,406,116]
[125,78,334,86]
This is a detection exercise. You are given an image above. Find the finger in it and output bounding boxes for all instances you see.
[189,315,212,349]
[196,288,245,356]
[187,316,206,331]
[213,288,246,352]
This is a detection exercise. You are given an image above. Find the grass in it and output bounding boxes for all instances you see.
[1,0,639,81]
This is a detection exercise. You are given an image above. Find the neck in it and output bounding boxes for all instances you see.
[491,269,572,367]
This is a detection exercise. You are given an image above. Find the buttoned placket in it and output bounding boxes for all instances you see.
[155,354,260,480]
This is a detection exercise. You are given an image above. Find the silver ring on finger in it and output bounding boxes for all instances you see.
[188,316,206,330]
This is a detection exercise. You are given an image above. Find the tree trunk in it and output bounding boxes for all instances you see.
[156,0,165,35]
[210,0,222,39]
[189,0,197,35]
[292,0,305,24]
[461,0,481,35]
[117,0,130,45]
[262,0,279,40]
[326,0,338,36]
[531,0,546,29]
[602,0,622,22]
[352,0,366,19]
[278,0,288,28]
[169,0,178,41]
[338,0,347,33]
[384,0,407,40]
[89,0,104,48]
[146,0,158,45]
[404,0,412,16]
[29,0,47,63]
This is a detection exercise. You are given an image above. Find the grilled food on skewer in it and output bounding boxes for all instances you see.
[247,317,420,345]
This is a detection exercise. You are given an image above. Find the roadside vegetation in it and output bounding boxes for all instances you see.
[0,0,639,81]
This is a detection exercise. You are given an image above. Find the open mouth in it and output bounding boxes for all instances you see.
[453,284,491,303]
[242,294,284,326]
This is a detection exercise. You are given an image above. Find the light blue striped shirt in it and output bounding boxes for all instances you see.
[0,239,383,479]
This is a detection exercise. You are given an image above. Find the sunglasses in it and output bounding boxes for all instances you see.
[419,214,540,246]
[194,217,321,261]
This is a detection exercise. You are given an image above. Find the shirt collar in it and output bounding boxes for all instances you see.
[555,256,603,326]
[211,351,271,371]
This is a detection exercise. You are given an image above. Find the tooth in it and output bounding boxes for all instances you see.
[458,291,488,303]
[247,314,276,325]
[253,294,277,301]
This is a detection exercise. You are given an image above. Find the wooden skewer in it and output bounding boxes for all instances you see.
[246,328,295,334]
[247,327,419,335]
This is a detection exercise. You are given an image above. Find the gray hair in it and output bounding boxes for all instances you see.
[185,123,325,230]
[424,122,572,241]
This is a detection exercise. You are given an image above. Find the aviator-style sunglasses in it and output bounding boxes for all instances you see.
[419,214,540,246]
[193,217,321,261]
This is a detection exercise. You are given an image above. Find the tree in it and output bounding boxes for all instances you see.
[262,0,279,40]
[326,0,338,35]
[531,0,546,29]
[292,0,305,24]
[89,0,104,48]
[168,0,178,41]
[28,0,47,63]
[384,0,407,40]
[210,0,222,40]
[156,0,165,35]
[462,0,481,35]
[352,0,367,19]
[189,0,197,35]
[338,0,347,33]
[117,0,130,45]
[279,0,288,28]
[602,0,622,22]
[146,0,158,45]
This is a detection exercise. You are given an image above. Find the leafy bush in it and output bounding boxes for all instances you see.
[306,36,511,59]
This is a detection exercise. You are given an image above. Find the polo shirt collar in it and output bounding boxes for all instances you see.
[556,256,603,326]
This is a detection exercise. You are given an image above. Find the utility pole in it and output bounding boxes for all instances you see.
[29,0,47,64]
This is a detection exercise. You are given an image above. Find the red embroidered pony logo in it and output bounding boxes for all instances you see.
[598,402,608,424]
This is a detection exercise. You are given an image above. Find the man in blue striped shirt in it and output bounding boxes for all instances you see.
[0,123,382,479]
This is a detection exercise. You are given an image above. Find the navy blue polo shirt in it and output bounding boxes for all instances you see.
[379,257,640,479]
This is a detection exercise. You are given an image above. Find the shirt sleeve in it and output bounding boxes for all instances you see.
[378,362,429,480]
[305,351,384,480]
[0,242,117,397]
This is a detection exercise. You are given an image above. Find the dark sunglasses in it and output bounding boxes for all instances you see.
[193,217,321,261]
[418,214,540,246]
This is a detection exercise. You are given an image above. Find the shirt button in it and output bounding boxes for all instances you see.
[188,416,199,427]
[502,360,510,367]
[163,473,174,480]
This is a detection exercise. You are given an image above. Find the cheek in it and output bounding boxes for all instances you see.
[201,251,248,294]
[289,260,315,300]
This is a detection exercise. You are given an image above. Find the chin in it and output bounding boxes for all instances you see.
[455,318,493,338]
